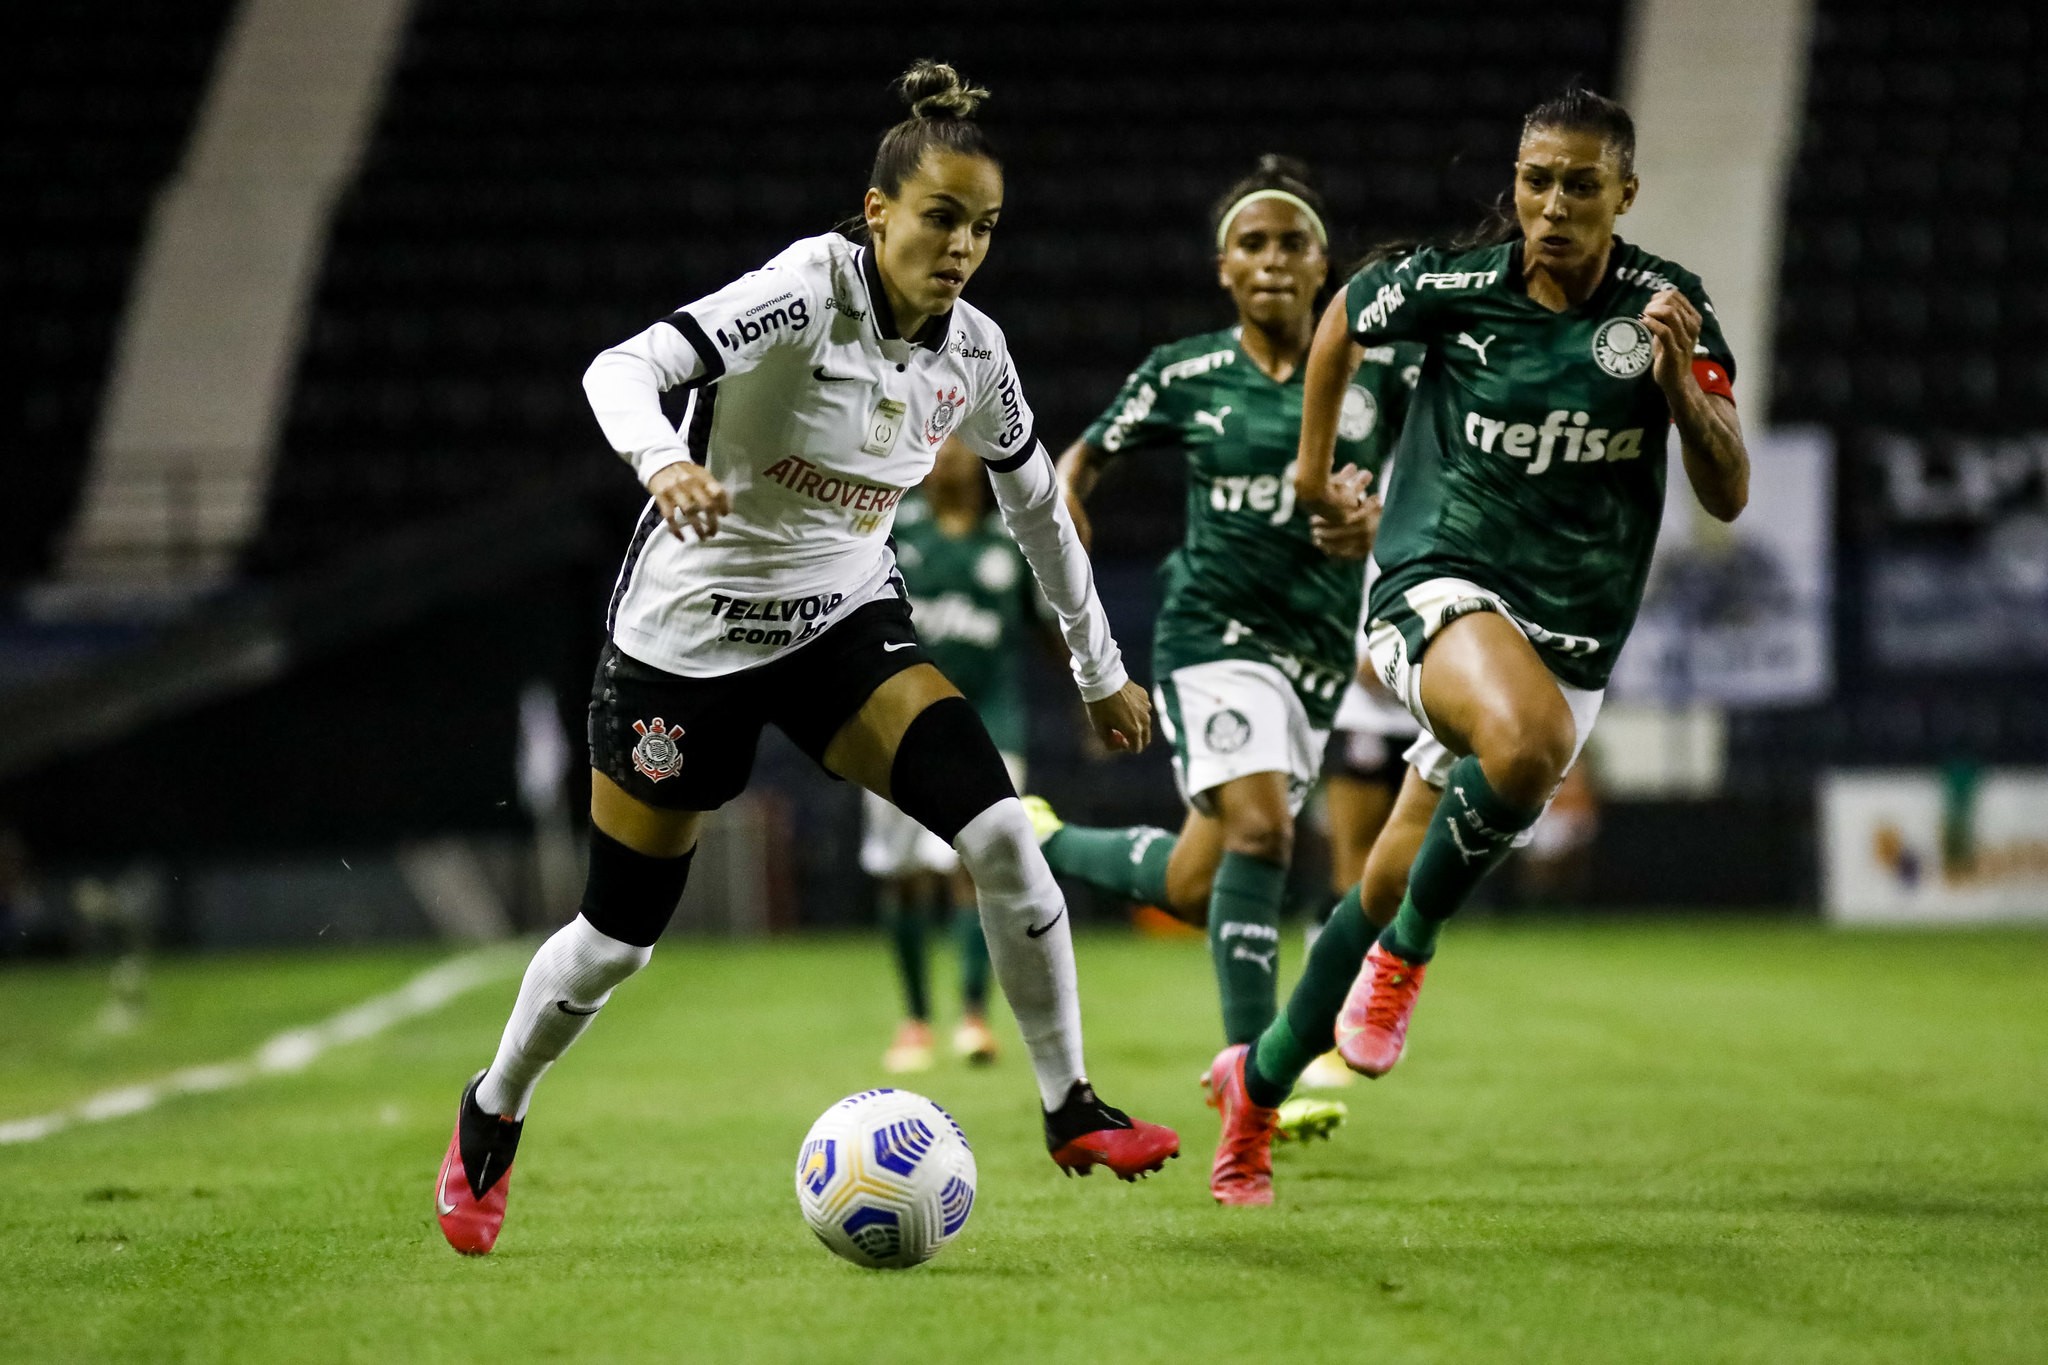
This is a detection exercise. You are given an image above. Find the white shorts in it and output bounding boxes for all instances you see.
[859,752,1025,878]
[1156,659,1326,819]
[1333,556,1419,738]
[1332,674,1420,736]
[1366,576,1603,832]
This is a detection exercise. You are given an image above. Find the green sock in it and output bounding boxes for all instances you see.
[1378,754,1540,964]
[1041,824,1175,905]
[1208,851,1287,1046]
[1246,884,1372,1106]
[882,886,929,1021]
[951,891,991,1013]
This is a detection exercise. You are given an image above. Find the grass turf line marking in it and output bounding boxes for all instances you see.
[0,946,525,1146]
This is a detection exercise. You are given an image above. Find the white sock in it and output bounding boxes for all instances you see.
[475,915,651,1119]
[954,798,1085,1110]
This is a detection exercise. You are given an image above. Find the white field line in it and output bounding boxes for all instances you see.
[0,945,525,1146]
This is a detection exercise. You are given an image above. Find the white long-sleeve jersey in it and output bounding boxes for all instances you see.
[584,233,1126,701]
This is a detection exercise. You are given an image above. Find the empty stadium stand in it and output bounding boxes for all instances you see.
[4,2,238,587]
[1772,1,2047,432]
[262,0,1627,571]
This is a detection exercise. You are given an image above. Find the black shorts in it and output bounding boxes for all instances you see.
[588,595,932,811]
[1321,727,1410,788]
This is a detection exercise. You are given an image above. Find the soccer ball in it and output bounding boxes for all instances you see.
[794,1088,977,1269]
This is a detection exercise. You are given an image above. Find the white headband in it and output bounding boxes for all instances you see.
[1215,188,1329,252]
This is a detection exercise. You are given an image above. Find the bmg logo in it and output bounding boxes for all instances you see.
[717,296,812,349]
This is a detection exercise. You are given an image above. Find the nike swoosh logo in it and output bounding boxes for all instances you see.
[555,1000,600,1016]
[1025,909,1064,939]
[882,641,915,652]
[435,1154,460,1217]
[813,366,860,382]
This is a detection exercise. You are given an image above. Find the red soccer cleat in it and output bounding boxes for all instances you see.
[1335,942,1429,1078]
[434,1071,524,1255]
[1044,1080,1180,1181]
[1201,1044,1277,1206]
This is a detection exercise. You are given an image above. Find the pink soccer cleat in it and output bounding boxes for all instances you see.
[434,1071,524,1255]
[1044,1081,1180,1181]
[1334,942,1429,1078]
[1200,1043,1278,1206]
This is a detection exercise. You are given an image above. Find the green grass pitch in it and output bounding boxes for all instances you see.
[2,921,2044,1363]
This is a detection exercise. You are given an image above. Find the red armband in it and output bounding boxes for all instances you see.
[1692,358,1734,401]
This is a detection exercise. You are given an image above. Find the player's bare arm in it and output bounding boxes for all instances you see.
[1052,438,1103,551]
[1292,293,1369,520]
[1643,286,1748,521]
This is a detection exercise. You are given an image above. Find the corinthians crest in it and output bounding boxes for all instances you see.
[925,386,964,446]
[631,717,685,782]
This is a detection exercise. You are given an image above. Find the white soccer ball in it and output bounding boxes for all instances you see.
[794,1088,977,1269]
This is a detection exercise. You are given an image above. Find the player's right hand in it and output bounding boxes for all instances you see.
[1085,680,1152,754]
[647,460,731,541]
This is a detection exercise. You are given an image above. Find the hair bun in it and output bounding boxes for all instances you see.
[896,59,989,121]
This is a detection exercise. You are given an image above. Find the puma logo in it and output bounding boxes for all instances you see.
[1232,945,1278,974]
[1454,332,1497,366]
[1192,406,1231,435]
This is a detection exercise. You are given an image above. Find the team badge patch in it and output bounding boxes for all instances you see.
[1204,709,1252,754]
[630,717,685,782]
[1593,318,1654,378]
[925,386,964,446]
[1338,384,1379,441]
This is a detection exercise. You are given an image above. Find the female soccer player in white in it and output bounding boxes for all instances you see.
[433,61,1177,1256]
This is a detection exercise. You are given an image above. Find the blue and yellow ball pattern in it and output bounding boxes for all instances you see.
[794,1088,978,1269]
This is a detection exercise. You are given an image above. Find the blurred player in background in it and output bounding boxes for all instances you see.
[1207,87,1750,1199]
[434,60,1179,1257]
[1024,157,1407,1202]
[869,441,1038,1074]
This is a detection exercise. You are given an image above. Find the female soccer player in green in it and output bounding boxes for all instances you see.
[1206,87,1750,1197]
[1026,158,1413,1202]
[866,441,1033,1074]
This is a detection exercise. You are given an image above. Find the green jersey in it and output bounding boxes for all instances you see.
[1082,327,1422,727]
[894,497,1032,754]
[1345,238,1736,690]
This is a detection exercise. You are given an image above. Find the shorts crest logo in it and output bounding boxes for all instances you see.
[1593,318,1654,378]
[1204,709,1253,754]
[630,717,685,782]
[925,386,964,446]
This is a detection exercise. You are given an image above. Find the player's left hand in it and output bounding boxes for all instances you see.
[1641,287,1703,399]
[1085,680,1152,753]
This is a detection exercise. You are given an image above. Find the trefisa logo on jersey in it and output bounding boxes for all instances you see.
[1463,409,1645,475]
[716,293,812,350]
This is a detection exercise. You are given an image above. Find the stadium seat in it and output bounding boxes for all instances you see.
[259,0,1630,571]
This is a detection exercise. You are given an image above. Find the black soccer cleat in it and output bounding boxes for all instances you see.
[1044,1080,1180,1181]
[434,1070,525,1255]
